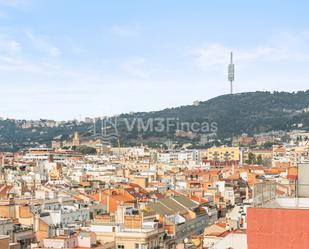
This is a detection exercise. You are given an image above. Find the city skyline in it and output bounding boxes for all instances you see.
[1,2,309,249]
[1,0,309,119]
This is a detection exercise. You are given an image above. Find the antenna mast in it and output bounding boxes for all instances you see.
[228,52,235,94]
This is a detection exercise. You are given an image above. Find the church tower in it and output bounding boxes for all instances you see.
[72,131,80,146]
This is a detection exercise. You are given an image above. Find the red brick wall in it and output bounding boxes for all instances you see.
[247,207,309,249]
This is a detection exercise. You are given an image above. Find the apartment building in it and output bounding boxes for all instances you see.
[201,147,240,163]
[147,196,208,248]
[91,206,163,249]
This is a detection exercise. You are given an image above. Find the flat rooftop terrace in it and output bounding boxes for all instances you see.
[263,197,309,209]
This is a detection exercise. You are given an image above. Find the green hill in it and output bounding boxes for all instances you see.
[1,91,309,151]
[118,90,309,138]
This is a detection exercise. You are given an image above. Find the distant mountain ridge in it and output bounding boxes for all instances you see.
[1,91,309,151]
[119,90,309,137]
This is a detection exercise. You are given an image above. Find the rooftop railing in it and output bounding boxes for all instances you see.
[253,182,309,207]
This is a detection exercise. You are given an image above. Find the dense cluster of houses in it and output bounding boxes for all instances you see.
[0,130,309,248]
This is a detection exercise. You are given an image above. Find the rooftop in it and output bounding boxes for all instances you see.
[263,198,309,209]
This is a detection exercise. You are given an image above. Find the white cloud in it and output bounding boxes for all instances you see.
[9,40,21,51]
[0,0,30,8]
[193,44,275,67]
[0,39,21,52]
[111,24,140,37]
[121,57,150,78]
[26,31,61,57]
[192,31,309,69]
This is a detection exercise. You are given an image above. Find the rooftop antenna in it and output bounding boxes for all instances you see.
[228,52,235,94]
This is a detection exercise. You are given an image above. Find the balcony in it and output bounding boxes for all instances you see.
[253,182,309,208]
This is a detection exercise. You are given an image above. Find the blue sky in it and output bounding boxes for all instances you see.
[0,0,309,120]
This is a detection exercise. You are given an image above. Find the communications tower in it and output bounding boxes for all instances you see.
[228,52,235,94]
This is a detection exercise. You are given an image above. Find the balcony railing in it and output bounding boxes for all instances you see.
[253,182,309,207]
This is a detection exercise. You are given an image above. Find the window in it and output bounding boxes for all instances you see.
[135,243,140,249]
[117,245,125,249]
[141,244,148,249]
